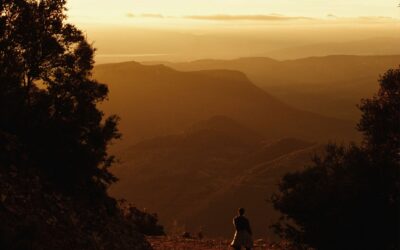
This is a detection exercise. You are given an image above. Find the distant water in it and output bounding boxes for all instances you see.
[95,54,170,64]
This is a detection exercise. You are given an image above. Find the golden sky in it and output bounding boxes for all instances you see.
[64,0,400,63]
[67,0,400,26]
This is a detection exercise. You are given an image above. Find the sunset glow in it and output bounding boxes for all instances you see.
[67,0,400,26]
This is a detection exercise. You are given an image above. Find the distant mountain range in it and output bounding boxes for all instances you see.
[264,37,400,60]
[109,116,320,237]
[94,61,357,148]
[146,55,400,120]
[92,31,400,63]
[93,59,364,238]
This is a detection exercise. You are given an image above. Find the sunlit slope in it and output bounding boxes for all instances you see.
[153,55,400,120]
[109,116,320,237]
[94,61,356,147]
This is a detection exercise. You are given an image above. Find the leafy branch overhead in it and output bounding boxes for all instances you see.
[0,0,120,190]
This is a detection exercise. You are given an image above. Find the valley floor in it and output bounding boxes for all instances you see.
[147,236,281,250]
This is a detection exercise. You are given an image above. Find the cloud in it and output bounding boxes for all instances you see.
[141,13,165,18]
[126,13,165,18]
[356,16,394,21]
[124,12,398,24]
[185,14,314,21]
[326,15,398,24]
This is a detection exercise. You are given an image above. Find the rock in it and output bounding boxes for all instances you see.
[181,232,191,238]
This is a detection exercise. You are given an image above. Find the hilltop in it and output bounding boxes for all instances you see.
[147,236,285,250]
[147,55,400,120]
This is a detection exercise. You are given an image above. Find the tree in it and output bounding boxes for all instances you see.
[271,68,400,250]
[358,68,400,157]
[0,0,120,190]
[119,201,165,236]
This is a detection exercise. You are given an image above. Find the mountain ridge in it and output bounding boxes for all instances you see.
[144,55,400,120]
[94,60,357,148]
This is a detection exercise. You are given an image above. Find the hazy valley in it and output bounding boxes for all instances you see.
[2,1,399,249]
[92,56,386,237]
[109,116,320,237]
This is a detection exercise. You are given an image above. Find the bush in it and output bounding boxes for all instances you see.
[119,200,165,236]
[271,68,400,250]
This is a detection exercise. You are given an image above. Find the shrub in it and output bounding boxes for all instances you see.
[272,68,400,250]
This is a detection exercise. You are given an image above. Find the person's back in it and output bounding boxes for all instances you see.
[230,208,253,250]
[233,215,252,234]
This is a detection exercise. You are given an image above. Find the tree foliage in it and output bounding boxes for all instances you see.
[272,68,400,250]
[119,201,165,236]
[358,68,400,156]
[0,0,120,190]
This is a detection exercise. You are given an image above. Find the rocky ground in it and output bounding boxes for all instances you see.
[147,236,285,250]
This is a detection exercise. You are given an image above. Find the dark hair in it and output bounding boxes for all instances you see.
[239,208,245,215]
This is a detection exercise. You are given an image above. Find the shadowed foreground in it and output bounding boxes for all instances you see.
[147,236,286,250]
[0,163,151,250]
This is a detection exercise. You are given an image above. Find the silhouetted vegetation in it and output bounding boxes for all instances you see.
[272,68,400,250]
[0,0,120,191]
[0,1,155,249]
[0,163,151,250]
[119,201,165,236]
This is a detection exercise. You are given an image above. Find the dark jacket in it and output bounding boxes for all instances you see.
[233,215,252,234]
